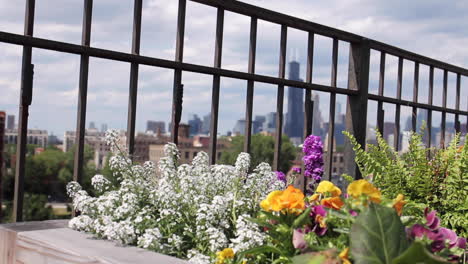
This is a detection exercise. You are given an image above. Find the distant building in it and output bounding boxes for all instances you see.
[253,115,266,134]
[311,93,323,137]
[7,115,15,130]
[188,114,203,136]
[263,112,277,134]
[101,123,108,133]
[232,119,246,136]
[5,129,48,148]
[201,113,211,134]
[149,133,230,166]
[89,121,96,130]
[146,120,166,134]
[64,129,110,169]
[48,134,62,146]
[284,61,304,141]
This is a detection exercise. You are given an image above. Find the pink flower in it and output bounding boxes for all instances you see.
[293,229,307,250]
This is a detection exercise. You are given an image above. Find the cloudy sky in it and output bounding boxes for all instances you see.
[1,0,467,140]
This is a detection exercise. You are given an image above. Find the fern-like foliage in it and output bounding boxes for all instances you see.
[343,130,468,237]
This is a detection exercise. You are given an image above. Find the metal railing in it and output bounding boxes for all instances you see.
[0,0,467,222]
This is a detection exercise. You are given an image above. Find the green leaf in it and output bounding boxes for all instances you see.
[392,242,451,264]
[291,254,326,264]
[238,245,285,258]
[350,203,409,264]
[292,208,311,228]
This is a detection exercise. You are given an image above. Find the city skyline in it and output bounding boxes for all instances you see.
[1,1,468,141]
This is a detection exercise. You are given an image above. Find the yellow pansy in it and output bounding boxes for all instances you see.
[260,185,305,213]
[339,248,351,264]
[347,179,381,203]
[216,248,235,264]
[309,193,320,202]
[392,194,406,216]
[260,190,284,212]
[316,180,342,197]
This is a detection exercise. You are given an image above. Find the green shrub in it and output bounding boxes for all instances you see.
[344,130,468,237]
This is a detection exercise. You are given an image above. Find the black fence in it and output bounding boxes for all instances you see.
[1,0,467,222]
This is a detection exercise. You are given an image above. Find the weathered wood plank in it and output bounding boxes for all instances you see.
[0,220,188,264]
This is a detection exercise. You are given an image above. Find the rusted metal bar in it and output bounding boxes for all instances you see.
[427,66,434,148]
[73,0,93,188]
[243,17,257,154]
[369,41,468,76]
[304,32,314,138]
[394,57,403,150]
[301,32,314,193]
[190,0,361,43]
[171,0,187,145]
[455,73,461,133]
[13,0,35,223]
[0,112,5,220]
[0,31,358,97]
[126,0,143,158]
[209,7,224,164]
[367,94,467,116]
[345,40,370,179]
[441,69,447,146]
[412,62,419,131]
[377,51,385,134]
[326,38,338,180]
[273,25,287,171]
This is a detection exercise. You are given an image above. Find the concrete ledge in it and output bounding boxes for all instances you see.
[0,220,188,264]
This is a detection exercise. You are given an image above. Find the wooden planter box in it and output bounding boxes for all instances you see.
[0,220,188,264]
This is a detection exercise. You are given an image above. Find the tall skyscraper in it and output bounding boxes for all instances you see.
[201,113,211,134]
[188,114,202,136]
[284,61,304,140]
[101,123,108,133]
[263,112,277,134]
[6,115,15,130]
[89,121,96,130]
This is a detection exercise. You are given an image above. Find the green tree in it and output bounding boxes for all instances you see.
[219,134,297,173]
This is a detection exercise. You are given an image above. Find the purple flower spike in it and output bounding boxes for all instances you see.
[293,167,301,174]
[302,135,324,185]
[275,171,287,183]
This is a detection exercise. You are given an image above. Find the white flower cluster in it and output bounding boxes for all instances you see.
[67,129,285,263]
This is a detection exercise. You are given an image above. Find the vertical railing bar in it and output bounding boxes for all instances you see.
[427,65,434,148]
[126,0,143,159]
[171,0,187,145]
[273,24,287,171]
[243,17,257,154]
[13,0,35,222]
[73,0,93,190]
[209,7,224,164]
[326,38,338,180]
[394,57,403,150]
[412,62,419,132]
[441,69,447,146]
[304,32,314,136]
[377,51,385,134]
[455,73,461,133]
[345,40,370,180]
[302,32,314,192]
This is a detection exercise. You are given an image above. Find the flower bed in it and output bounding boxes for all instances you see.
[66,131,467,264]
